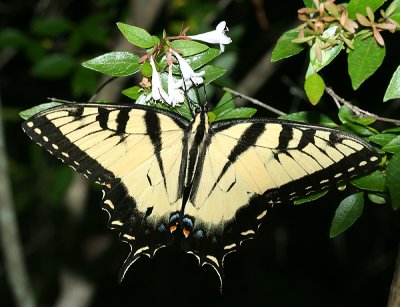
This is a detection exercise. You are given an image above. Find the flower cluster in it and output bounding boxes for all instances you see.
[295,0,400,55]
[148,21,232,106]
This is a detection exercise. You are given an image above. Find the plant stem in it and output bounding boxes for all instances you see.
[325,86,400,125]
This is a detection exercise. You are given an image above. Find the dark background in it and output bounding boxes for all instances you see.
[1,0,399,306]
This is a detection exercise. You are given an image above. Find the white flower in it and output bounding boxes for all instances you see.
[188,21,232,52]
[149,57,169,102]
[167,65,184,106]
[171,50,204,89]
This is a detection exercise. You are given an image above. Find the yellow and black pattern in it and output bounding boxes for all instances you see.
[22,102,380,286]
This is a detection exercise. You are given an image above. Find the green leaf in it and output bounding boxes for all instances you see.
[384,65,400,101]
[347,0,387,18]
[213,92,235,115]
[271,29,305,62]
[31,54,76,79]
[19,102,62,119]
[344,122,375,136]
[117,22,154,48]
[294,190,329,205]
[122,86,142,100]
[388,0,400,23]
[381,135,400,153]
[141,60,152,78]
[367,193,386,204]
[308,27,343,74]
[330,192,364,237]
[304,73,325,105]
[387,152,400,209]
[82,51,140,77]
[368,133,398,146]
[278,111,338,128]
[351,170,386,192]
[303,0,316,7]
[348,36,386,90]
[383,126,400,133]
[0,28,29,48]
[338,105,354,124]
[31,16,73,37]
[202,65,226,84]
[182,48,221,70]
[348,116,376,126]
[71,67,98,97]
[170,40,209,56]
[214,107,257,121]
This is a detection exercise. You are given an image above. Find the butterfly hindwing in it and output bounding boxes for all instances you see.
[182,118,381,278]
[22,103,191,275]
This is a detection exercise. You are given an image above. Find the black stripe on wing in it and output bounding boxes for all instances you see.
[182,118,381,285]
[21,103,190,280]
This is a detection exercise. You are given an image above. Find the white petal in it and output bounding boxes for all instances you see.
[188,21,232,51]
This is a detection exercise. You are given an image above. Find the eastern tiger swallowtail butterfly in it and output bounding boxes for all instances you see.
[21,102,380,286]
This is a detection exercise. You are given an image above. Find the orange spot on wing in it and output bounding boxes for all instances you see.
[183,228,190,238]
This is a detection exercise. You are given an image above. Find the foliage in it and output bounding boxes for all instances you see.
[272,0,400,237]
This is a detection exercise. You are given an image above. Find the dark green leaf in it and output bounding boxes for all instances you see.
[71,67,98,97]
[367,193,386,204]
[387,152,400,209]
[294,190,329,205]
[347,0,387,18]
[214,107,257,121]
[303,0,316,7]
[382,135,400,153]
[122,86,142,100]
[338,105,354,124]
[278,111,338,128]
[31,17,72,37]
[117,22,154,48]
[384,65,400,101]
[304,73,325,105]
[330,192,364,237]
[202,65,226,84]
[170,40,209,56]
[351,170,386,192]
[383,126,400,133]
[82,51,140,76]
[31,54,76,79]
[348,36,386,90]
[271,29,305,62]
[368,133,397,146]
[19,102,62,119]
[343,122,375,136]
[0,28,28,48]
[183,48,221,70]
[213,92,235,115]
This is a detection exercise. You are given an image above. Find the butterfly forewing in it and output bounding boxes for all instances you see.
[22,103,190,272]
[182,118,381,278]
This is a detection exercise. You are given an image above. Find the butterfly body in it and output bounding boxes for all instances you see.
[22,102,380,285]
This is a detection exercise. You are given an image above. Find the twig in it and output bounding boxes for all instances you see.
[388,243,400,307]
[325,86,400,125]
[0,96,36,306]
[222,86,287,116]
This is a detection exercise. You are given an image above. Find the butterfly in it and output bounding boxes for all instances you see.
[22,101,380,287]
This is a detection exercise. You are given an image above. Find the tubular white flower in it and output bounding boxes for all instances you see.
[188,21,232,52]
[167,65,184,106]
[149,57,169,103]
[171,50,204,89]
